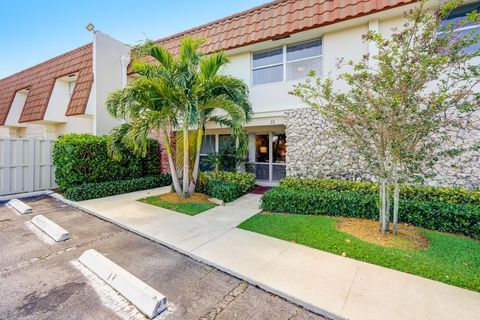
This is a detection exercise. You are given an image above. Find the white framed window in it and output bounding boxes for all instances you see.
[286,39,323,81]
[252,38,322,86]
[440,2,480,53]
[68,81,76,97]
[252,47,284,85]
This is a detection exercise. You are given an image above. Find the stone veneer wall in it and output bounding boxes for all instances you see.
[285,108,480,189]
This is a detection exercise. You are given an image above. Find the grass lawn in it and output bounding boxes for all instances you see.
[239,213,480,292]
[139,192,216,216]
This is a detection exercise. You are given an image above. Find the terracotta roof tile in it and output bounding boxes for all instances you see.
[151,0,416,56]
[0,43,93,124]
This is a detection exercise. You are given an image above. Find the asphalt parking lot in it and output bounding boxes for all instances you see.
[0,196,325,320]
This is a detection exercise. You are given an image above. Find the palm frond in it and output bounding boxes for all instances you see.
[199,52,230,80]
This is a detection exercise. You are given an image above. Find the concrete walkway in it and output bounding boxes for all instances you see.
[57,188,480,320]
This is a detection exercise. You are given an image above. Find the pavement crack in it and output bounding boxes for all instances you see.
[196,268,214,283]
[189,227,234,253]
[341,265,359,311]
[197,281,249,320]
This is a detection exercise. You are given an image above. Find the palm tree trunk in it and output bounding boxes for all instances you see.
[163,128,182,196]
[182,125,190,197]
[188,127,203,195]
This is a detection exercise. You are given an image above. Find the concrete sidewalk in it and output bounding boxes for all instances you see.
[58,188,480,320]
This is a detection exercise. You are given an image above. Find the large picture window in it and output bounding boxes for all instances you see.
[252,38,322,85]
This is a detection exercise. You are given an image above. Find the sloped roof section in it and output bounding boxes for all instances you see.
[0,43,93,124]
[154,0,417,54]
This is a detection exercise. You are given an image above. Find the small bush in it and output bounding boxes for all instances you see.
[198,171,255,194]
[261,187,480,238]
[65,174,172,201]
[53,134,160,190]
[206,180,243,203]
[280,177,480,206]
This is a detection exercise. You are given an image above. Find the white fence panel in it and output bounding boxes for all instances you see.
[0,138,57,196]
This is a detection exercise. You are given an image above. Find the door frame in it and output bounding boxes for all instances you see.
[247,131,286,182]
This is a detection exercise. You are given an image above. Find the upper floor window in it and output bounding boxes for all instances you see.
[252,38,322,86]
[252,47,284,85]
[441,2,480,53]
[68,81,76,97]
[286,39,323,80]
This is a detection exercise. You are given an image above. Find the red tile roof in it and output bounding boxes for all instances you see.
[0,43,93,125]
[153,0,417,55]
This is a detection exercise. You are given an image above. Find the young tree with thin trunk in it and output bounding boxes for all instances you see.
[106,37,252,198]
[292,0,480,234]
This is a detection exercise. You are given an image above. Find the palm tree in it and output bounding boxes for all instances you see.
[106,37,252,197]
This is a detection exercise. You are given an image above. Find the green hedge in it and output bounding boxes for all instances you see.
[206,180,243,203]
[53,134,160,190]
[280,177,480,206]
[65,174,172,201]
[199,171,256,193]
[261,187,480,238]
[194,171,255,202]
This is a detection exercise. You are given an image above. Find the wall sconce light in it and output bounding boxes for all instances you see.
[260,146,268,154]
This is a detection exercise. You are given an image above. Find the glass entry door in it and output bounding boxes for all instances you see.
[247,132,286,181]
[254,134,270,180]
[272,133,286,180]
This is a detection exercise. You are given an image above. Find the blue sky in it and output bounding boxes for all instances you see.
[0,0,269,78]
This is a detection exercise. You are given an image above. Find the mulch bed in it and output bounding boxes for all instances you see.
[157,192,212,204]
[337,217,429,250]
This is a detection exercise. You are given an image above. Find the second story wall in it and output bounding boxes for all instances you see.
[220,5,413,118]
[93,32,131,135]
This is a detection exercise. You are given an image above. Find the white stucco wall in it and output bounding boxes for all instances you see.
[4,90,28,128]
[17,123,56,139]
[93,32,130,135]
[55,115,93,136]
[0,126,19,138]
[84,84,96,116]
[220,13,385,121]
[43,76,73,123]
[201,1,431,135]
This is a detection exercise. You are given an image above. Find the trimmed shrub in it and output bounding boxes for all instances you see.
[261,187,480,238]
[206,180,243,203]
[280,177,480,206]
[197,171,256,194]
[261,187,378,219]
[65,174,172,201]
[53,134,160,190]
[194,171,255,202]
